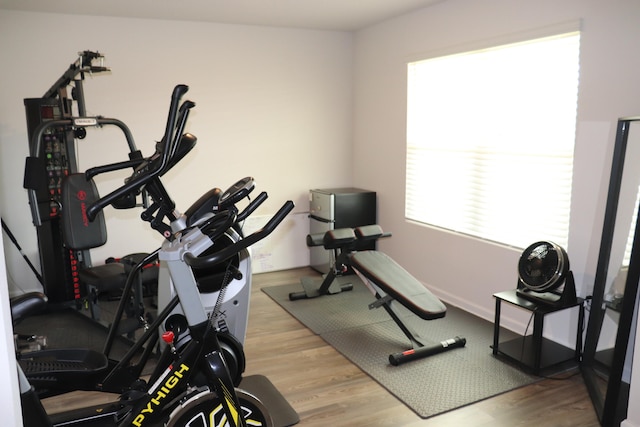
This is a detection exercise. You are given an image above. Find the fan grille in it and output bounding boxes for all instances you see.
[518,241,568,292]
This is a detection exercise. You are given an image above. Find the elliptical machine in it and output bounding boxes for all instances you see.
[156,177,257,349]
[15,84,296,427]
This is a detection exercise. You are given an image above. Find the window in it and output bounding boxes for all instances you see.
[406,32,580,249]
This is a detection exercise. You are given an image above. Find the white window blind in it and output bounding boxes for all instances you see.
[406,32,580,249]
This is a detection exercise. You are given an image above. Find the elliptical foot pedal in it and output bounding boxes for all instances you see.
[19,348,109,395]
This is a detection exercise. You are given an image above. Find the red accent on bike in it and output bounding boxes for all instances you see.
[162,331,175,344]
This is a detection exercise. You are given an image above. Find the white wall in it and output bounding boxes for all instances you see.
[352,0,640,344]
[0,11,354,292]
[0,206,22,425]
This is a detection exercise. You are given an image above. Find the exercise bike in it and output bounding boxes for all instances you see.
[16,84,295,427]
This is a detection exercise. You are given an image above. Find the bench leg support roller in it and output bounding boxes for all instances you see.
[389,336,467,366]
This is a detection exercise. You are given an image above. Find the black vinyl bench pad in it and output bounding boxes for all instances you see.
[306,225,387,250]
[350,251,446,321]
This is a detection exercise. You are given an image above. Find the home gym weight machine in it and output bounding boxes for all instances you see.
[22,51,157,333]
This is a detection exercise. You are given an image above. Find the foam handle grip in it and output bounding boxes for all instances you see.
[389,336,466,366]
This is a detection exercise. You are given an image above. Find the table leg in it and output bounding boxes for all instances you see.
[576,303,585,361]
[493,298,501,355]
[533,311,544,375]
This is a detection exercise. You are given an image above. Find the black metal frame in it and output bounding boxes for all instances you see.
[22,51,138,305]
[582,117,640,426]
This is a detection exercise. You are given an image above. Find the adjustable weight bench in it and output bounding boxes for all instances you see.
[290,225,466,365]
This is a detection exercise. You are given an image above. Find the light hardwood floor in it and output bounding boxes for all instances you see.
[42,267,601,426]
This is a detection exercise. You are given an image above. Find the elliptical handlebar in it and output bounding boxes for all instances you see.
[167,99,196,165]
[237,191,267,222]
[86,84,192,221]
[162,85,189,158]
[86,83,296,268]
[185,200,294,269]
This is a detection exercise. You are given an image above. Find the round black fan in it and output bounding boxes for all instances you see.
[518,241,569,292]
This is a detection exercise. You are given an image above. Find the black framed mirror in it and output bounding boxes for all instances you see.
[583,117,640,426]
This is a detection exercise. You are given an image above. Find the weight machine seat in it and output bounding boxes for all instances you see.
[11,292,47,325]
[350,251,447,321]
[78,263,127,293]
[78,253,158,294]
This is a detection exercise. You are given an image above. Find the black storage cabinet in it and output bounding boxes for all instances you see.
[308,188,377,273]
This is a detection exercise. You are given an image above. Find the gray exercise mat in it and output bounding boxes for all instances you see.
[263,277,540,419]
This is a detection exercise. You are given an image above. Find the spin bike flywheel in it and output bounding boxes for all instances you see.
[166,389,273,427]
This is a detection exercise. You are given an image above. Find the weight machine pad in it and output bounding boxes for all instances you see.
[350,251,446,320]
[10,292,47,324]
[322,228,356,249]
[354,224,385,241]
[61,173,107,250]
[305,232,325,247]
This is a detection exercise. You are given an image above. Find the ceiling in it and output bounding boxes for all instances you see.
[0,0,444,31]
